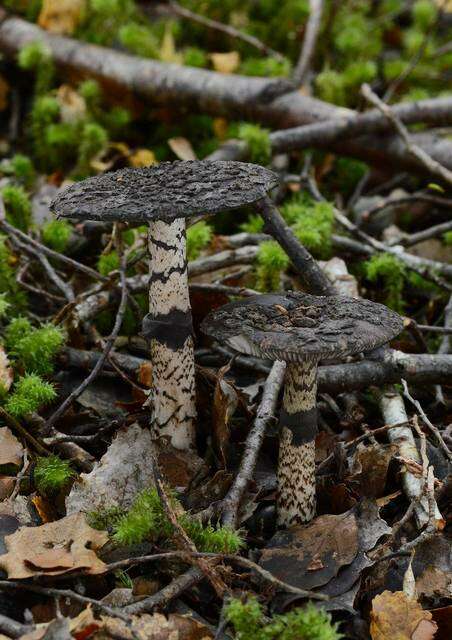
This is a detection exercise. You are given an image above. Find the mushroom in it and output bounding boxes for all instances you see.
[51,161,279,451]
[201,291,403,527]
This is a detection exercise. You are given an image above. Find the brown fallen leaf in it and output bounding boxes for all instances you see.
[260,511,359,590]
[0,427,24,474]
[212,363,238,468]
[38,0,86,35]
[101,612,213,640]
[370,591,438,640]
[0,513,108,578]
[348,442,396,498]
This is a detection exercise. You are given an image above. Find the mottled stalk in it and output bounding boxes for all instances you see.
[277,359,318,527]
[146,220,196,450]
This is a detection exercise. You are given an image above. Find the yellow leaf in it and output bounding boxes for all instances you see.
[38,0,86,35]
[210,51,240,74]
[129,149,157,167]
[168,137,197,160]
[56,84,87,123]
[370,591,437,640]
[159,23,183,64]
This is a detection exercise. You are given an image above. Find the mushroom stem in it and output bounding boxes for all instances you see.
[146,219,196,450]
[277,358,318,527]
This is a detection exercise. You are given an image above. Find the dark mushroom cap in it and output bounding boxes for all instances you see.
[51,161,279,223]
[201,292,403,362]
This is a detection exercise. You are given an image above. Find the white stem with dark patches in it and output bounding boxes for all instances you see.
[277,359,318,527]
[147,220,196,450]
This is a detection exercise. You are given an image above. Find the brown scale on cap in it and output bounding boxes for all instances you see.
[51,161,279,223]
[201,292,404,363]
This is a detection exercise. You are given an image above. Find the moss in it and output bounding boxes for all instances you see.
[240,56,291,77]
[97,251,120,276]
[237,124,271,165]
[333,9,382,61]
[443,231,452,246]
[73,122,108,178]
[342,60,377,88]
[226,597,342,640]
[183,47,208,68]
[34,454,76,495]
[364,253,407,312]
[0,237,27,312]
[240,214,264,234]
[315,69,346,106]
[88,505,126,532]
[10,324,65,375]
[18,41,54,96]
[79,0,137,46]
[1,185,32,232]
[4,317,32,350]
[412,0,437,30]
[119,22,159,59]
[4,154,36,189]
[256,241,289,292]
[29,95,61,169]
[283,196,334,258]
[79,79,102,110]
[112,487,244,552]
[41,219,72,253]
[5,373,56,417]
[0,295,10,319]
[187,221,212,261]
[101,107,131,137]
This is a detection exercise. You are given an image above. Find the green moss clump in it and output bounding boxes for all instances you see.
[41,219,72,253]
[74,122,108,177]
[4,317,32,350]
[4,154,36,189]
[240,56,291,77]
[443,231,452,246]
[101,107,131,137]
[342,60,377,88]
[0,294,10,319]
[119,23,159,59]
[0,238,27,312]
[412,0,437,30]
[187,221,212,261]
[256,241,289,292]
[1,185,32,232]
[315,69,346,106]
[34,454,76,495]
[18,41,54,96]
[240,214,264,234]
[88,505,126,532]
[10,324,65,375]
[29,95,61,169]
[237,124,271,165]
[364,253,407,312]
[183,47,208,68]
[5,373,56,417]
[79,0,137,46]
[112,487,244,552]
[282,197,334,258]
[97,251,120,276]
[79,79,102,110]
[226,597,342,640]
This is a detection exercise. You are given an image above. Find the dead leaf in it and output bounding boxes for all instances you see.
[0,74,9,111]
[56,85,87,123]
[210,52,240,74]
[129,149,157,168]
[38,0,86,35]
[0,346,13,392]
[370,591,437,640]
[260,511,359,590]
[0,427,24,473]
[156,442,207,491]
[0,513,108,578]
[101,612,213,640]
[212,364,238,468]
[66,423,156,515]
[168,137,197,161]
[348,442,396,497]
[159,24,183,64]
[0,477,15,501]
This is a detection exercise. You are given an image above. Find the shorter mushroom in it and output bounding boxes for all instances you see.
[201,292,403,527]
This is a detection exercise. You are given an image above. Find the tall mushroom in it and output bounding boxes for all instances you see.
[201,292,403,527]
[51,161,279,451]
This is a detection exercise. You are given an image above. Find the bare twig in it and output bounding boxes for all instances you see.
[293,0,323,85]
[362,83,452,186]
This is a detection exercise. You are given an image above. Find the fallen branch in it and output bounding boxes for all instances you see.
[292,0,323,86]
